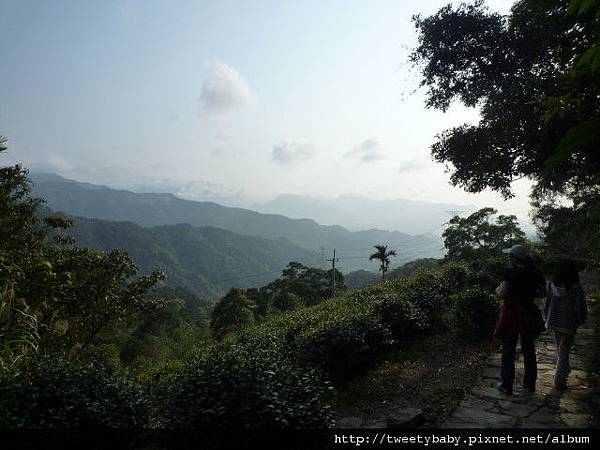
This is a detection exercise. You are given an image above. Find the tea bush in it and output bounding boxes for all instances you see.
[374,288,429,341]
[295,305,390,381]
[0,354,151,427]
[154,337,334,428]
[399,271,449,329]
[450,287,499,338]
[466,257,505,291]
[0,256,509,429]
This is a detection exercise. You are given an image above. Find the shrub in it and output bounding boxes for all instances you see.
[295,305,390,382]
[467,257,506,291]
[155,337,334,428]
[399,271,449,330]
[439,262,470,294]
[450,288,499,338]
[374,290,429,342]
[0,354,151,427]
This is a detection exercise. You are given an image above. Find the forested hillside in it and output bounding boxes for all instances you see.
[31,173,442,270]
[43,209,320,301]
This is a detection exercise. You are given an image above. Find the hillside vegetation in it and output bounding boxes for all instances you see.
[42,209,319,301]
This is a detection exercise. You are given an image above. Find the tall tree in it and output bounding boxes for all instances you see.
[369,245,397,281]
[1,138,165,360]
[210,288,256,340]
[442,207,527,261]
[265,261,345,306]
[410,0,600,265]
[411,0,598,197]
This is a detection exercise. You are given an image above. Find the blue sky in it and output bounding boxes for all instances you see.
[0,0,532,226]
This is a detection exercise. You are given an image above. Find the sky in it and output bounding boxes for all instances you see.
[0,0,533,229]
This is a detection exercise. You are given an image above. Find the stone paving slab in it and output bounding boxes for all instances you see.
[442,297,595,429]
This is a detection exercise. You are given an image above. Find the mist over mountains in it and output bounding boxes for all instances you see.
[254,194,477,235]
[29,173,452,300]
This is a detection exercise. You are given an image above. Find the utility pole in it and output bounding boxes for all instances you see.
[326,249,340,297]
[319,246,326,268]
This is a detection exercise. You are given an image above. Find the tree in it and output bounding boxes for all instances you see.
[411,0,600,266]
[369,245,397,281]
[1,138,165,360]
[442,207,527,261]
[411,0,599,198]
[531,0,600,266]
[272,291,301,312]
[265,261,345,306]
[210,288,256,340]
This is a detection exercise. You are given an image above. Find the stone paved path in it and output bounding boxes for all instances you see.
[442,307,595,428]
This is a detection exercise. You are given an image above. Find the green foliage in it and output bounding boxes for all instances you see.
[344,269,379,289]
[532,182,600,268]
[210,288,256,340]
[465,257,507,291]
[411,0,599,198]
[0,164,46,289]
[388,258,441,280]
[267,261,345,306]
[54,213,320,301]
[240,261,346,321]
[450,288,499,339]
[411,0,600,266]
[0,284,39,368]
[35,246,166,353]
[373,286,430,342]
[0,354,151,427]
[239,258,506,385]
[295,302,391,382]
[272,291,302,312]
[439,261,470,294]
[153,338,334,428]
[443,208,527,261]
[118,300,209,372]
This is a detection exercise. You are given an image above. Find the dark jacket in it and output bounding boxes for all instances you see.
[493,264,546,339]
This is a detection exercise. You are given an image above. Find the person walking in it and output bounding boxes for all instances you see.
[543,259,588,391]
[493,244,546,395]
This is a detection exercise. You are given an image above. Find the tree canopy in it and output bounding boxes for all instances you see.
[442,207,527,260]
[411,0,600,265]
[411,0,599,198]
[0,140,167,364]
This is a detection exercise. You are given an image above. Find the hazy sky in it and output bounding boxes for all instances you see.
[0,0,533,227]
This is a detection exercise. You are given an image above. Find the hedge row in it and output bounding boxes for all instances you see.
[0,260,503,428]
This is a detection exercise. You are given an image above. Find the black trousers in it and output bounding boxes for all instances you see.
[500,334,537,392]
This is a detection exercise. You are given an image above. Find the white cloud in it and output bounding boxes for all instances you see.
[345,138,385,162]
[199,61,254,114]
[398,158,427,173]
[271,142,315,165]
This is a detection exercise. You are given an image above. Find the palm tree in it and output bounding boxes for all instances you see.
[369,245,397,281]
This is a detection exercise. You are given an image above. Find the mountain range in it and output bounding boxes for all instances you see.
[30,173,444,274]
[253,193,477,235]
[43,210,319,301]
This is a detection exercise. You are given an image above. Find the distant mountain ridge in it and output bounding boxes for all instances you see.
[41,208,319,301]
[253,193,478,235]
[30,173,444,271]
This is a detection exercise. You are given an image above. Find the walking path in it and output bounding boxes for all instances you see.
[442,291,596,428]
